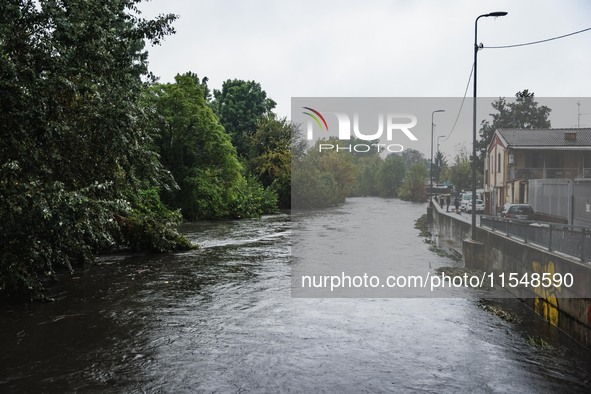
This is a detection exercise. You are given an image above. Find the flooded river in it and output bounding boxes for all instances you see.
[1,198,590,392]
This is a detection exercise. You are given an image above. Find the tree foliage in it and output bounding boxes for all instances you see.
[211,79,276,158]
[292,134,430,206]
[376,154,406,197]
[144,74,277,220]
[349,155,382,197]
[248,115,294,209]
[401,148,428,171]
[448,146,474,193]
[399,163,428,202]
[477,90,551,164]
[291,138,358,208]
[433,150,447,183]
[0,0,189,298]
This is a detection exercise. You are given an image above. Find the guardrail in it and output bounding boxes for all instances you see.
[480,216,591,263]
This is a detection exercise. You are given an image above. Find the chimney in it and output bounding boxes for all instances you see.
[564,131,577,141]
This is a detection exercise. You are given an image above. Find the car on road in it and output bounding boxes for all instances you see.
[465,199,485,213]
[460,193,472,211]
[500,203,536,220]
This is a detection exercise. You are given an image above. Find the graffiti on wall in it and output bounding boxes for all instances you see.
[531,260,560,327]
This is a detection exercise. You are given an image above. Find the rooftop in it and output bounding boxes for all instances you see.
[497,128,591,148]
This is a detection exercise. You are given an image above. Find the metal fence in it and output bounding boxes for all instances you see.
[480,216,591,263]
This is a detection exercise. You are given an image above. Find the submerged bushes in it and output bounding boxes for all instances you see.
[0,1,287,299]
[0,176,192,298]
[0,1,187,298]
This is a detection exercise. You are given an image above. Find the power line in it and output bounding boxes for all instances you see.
[440,27,590,144]
[441,26,591,143]
[484,27,591,49]
[442,63,473,143]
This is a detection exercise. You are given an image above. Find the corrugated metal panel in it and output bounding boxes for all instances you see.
[528,179,571,222]
[573,180,591,227]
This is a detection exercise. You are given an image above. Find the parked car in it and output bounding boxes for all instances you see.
[465,199,485,213]
[460,193,472,211]
[500,204,536,220]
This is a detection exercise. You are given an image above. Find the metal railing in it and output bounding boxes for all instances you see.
[480,216,591,263]
[513,167,581,180]
[513,168,544,180]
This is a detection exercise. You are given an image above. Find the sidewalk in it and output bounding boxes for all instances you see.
[431,198,480,226]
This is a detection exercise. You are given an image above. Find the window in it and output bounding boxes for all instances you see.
[583,151,591,168]
[545,152,563,169]
[509,206,534,215]
[584,152,591,178]
[525,152,543,168]
[497,153,502,173]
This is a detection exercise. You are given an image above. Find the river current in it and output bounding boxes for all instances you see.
[1,197,590,392]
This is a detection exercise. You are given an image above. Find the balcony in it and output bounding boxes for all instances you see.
[513,167,543,180]
[513,167,581,180]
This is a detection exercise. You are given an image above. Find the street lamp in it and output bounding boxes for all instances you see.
[472,11,508,240]
[430,109,445,201]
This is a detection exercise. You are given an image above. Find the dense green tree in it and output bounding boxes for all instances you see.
[291,160,342,209]
[399,163,428,202]
[477,90,551,166]
[440,164,452,185]
[0,0,187,297]
[211,79,276,158]
[433,150,447,184]
[144,74,276,219]
[182,71,211,101]
[350,155,382,197]
[340,137,382,197]
[376,154,406,197]
[248,115,294,208]
[448,147,475,193]
[401,149,427,171]
[291,138,358,208]
[290,124,310,162]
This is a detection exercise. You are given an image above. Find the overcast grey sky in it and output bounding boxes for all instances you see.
[138,0,591,157]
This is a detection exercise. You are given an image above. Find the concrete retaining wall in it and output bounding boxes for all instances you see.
[430,201,591,349]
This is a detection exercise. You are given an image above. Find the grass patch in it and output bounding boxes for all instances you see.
[477,299,521,323]
[429,245,463,262]
[414,214,432,239]
[525,335,554,350]
[429,244,448,257]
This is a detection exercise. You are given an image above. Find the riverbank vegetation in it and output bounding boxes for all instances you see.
[142,74,279,219]
[2,1,532,299]
[0,1,291,299]
[292,137,432,208]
